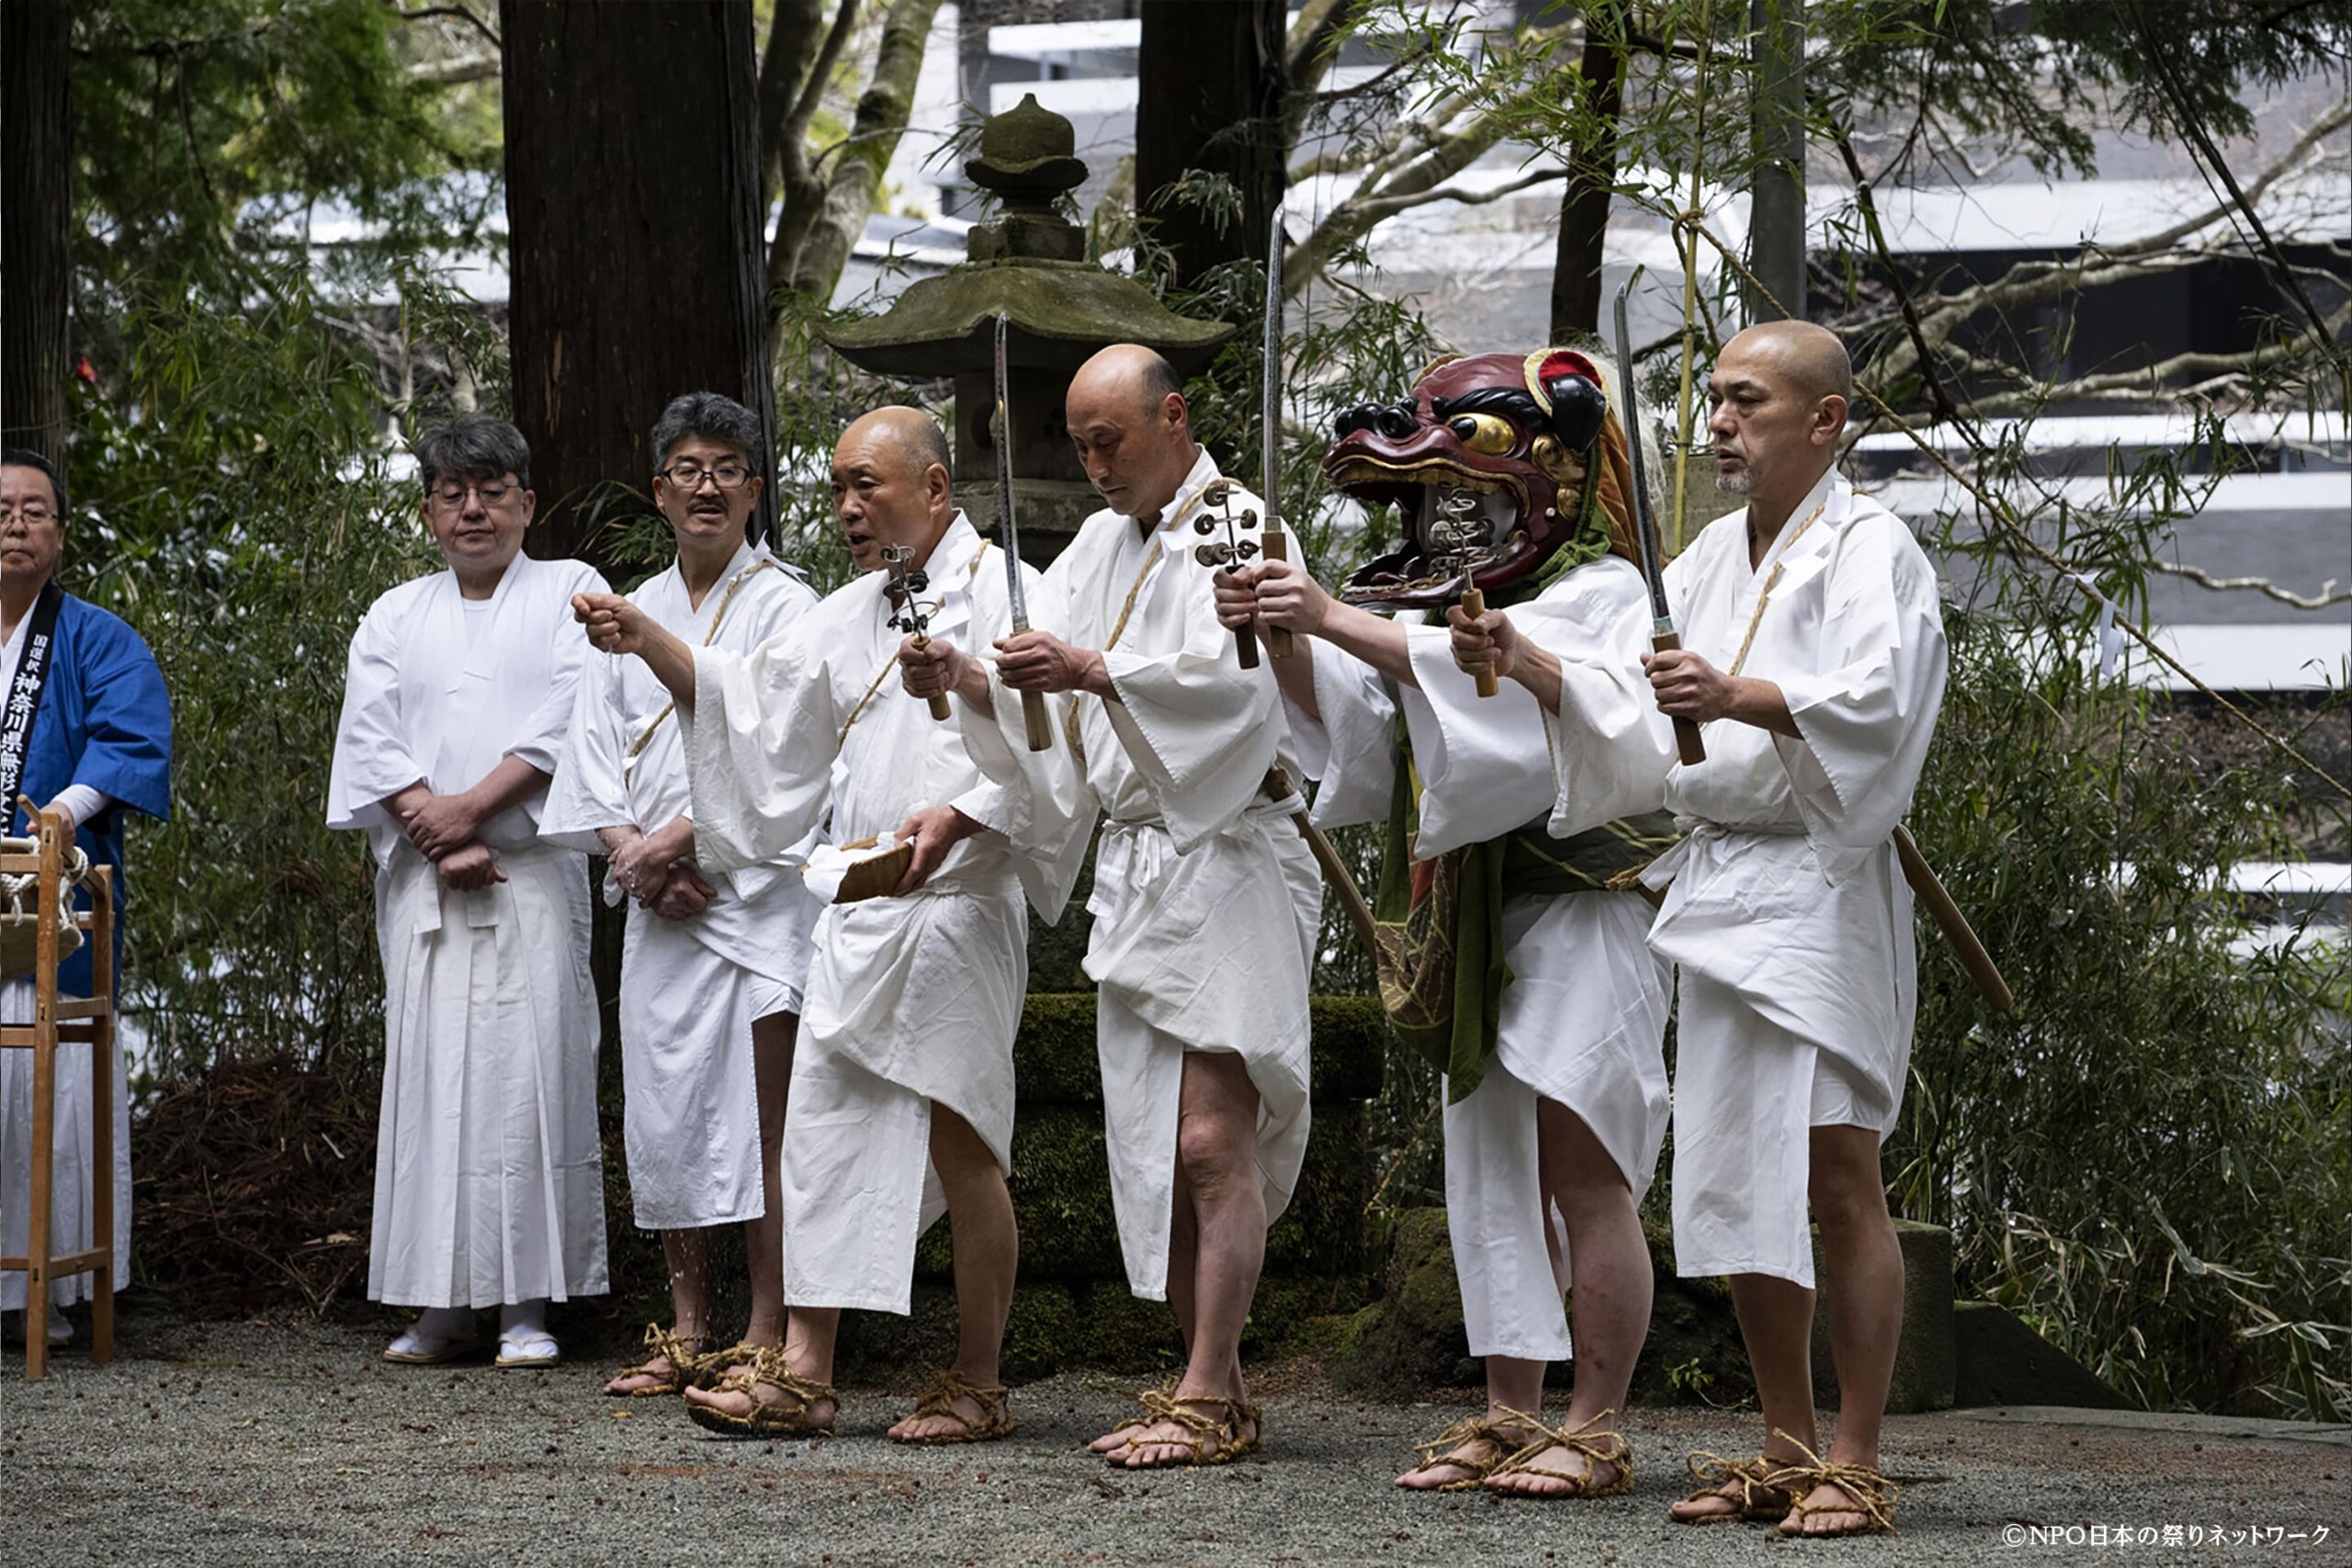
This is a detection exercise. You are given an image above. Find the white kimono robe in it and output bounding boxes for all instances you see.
[541,542,825,1231]
[680,513,1069,1314]
[327,553,611,1308]
[1290,557,1673,1361]
[1640,469,1949,1288]
[967,451,1317,1304]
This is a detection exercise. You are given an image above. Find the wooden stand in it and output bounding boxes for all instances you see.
[0,807,117,1380]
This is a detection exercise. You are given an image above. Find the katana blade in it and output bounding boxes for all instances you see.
[1256,214,1295,659]
[1611,276,1673,628]
[1261,218,1283,536]
[991,312,1031,633]
[1611,272,1705,766]
[992,311,1054,751]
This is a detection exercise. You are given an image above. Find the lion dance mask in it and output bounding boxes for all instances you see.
[1325,349,1644,609]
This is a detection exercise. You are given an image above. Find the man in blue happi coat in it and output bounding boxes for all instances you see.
[1,447,173,1344]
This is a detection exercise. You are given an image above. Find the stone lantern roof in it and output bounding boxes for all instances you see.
[820,96,1236,558]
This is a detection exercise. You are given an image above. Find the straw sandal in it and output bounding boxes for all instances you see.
[684,1345,838,1438]
[1485,1408,1634,1499]
[687,1341,767,1393]
[1091,1381,1173,1455]
[1106,1389,1262,1468]
[1396,1412,1548,1492]
[1672,1451,1802,1524]
[605,1325,713,1397]
[890,1369,1016,1446]
[1770,1434,1901,1538]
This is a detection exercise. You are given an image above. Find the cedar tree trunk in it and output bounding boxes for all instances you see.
[500,0,776,564]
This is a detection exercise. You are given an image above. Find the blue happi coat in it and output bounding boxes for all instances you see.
[6,592,173,995]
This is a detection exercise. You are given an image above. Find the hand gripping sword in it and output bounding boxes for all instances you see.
[1611,276,1707,765]
[1258,214,1295,660]
[881,543,952,721]
[993,313,1055,752]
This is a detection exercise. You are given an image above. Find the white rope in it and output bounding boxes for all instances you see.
[1,831,92,977]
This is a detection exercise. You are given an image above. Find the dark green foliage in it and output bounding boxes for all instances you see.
[1894,610,2350,1420]
[71,269,456,1080]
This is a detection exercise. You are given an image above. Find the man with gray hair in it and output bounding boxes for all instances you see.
[577,406,1070,1445]
[329,413,611,1369]
[544,392,823,1403]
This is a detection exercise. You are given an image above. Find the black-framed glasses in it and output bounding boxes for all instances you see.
[427,479,517,510]
[661,460,753,491]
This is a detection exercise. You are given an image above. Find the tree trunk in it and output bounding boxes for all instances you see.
[1549,14,1623,342]
[1136,0,1286,292]
[3,0,73,462]
[500,0,776,566]
[1747,0,1807,321]
[785,0,944,302]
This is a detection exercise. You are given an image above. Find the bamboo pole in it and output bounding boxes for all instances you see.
[1668,0,1715,556]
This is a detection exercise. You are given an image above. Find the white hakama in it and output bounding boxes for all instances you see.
[980,452,1316,1304]
[680,514,1067,1314]
[1289,557,1672,1360]
[328,554,612,1308]
[1642,470,1949,1289]
[542,543,825,1231]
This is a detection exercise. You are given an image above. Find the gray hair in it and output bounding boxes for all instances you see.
[1,446,66,522]
[650,391,767,478]
[413,414,530,492]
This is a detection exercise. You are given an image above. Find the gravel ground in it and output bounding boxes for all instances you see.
[4,1312,2345,1567]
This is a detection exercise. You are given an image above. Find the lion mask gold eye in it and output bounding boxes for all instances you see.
[1446,412,1517,457]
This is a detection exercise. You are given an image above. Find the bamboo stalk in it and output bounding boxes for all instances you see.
[1668,0,1714,557]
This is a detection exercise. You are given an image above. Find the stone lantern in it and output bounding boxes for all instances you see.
[822,95,1234,564]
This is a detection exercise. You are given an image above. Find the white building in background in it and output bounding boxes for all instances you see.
[943,6,2349,702]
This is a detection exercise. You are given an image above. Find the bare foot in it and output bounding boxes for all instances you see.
[604,1353,685,1396]
[603,1327,710,1395]
[1116,1393,1258,1469]
[888,1371,1011,1444]
[1484,1429,1629,1499]
[682,1358,837,1435]
[1668,1451,1800,1524]
[1779,1472,1897,1537]
[1395,1415,1540,1491]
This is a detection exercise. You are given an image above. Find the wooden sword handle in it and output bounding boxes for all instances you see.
[1259,531,1295,660]
[1894,825,2015,1014]
[1651,627,1706,764]
[914,634,952,721]
[1460,587,1499,698]
[1020,688,1053,752]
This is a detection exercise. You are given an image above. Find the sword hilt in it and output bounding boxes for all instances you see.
[1650,626,1706,764]
[1459,585,1499,698]
[1259,529,1295,660]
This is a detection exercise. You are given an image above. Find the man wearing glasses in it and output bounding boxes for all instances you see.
[328,414,611,1369]
[0,447,173,1349]
[544,393,823,1404]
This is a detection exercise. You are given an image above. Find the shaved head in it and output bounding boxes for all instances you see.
[831,405,955,571]
[840,404,951,483]
[1070,344,1185,423]
[1724,320,1854,408]
[1706,321,1852,527]
[1066,344,1198,524]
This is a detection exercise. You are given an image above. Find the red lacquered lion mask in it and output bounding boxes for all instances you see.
[1328,349,1634,608]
